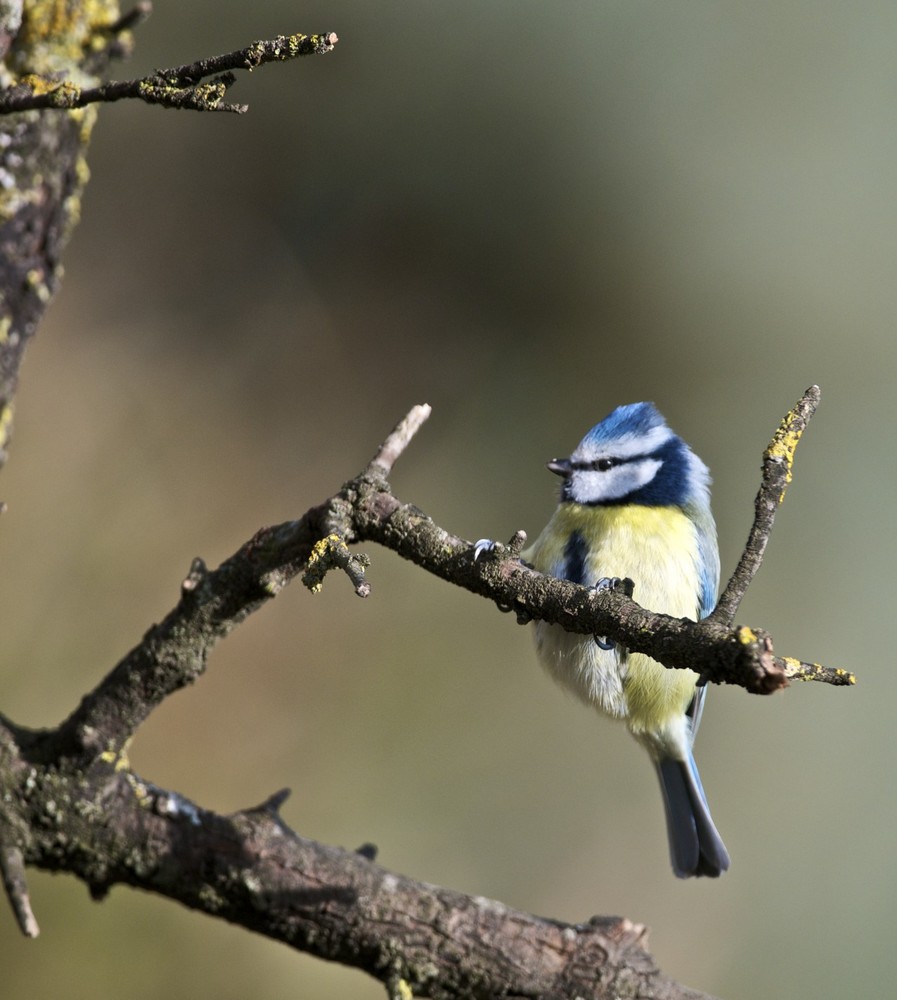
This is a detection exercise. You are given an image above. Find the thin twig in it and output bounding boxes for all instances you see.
[103,2,153,36]
[0,844,39,937]
[781,657,855,685]
[710,385,822,625]
[367,403,432,476]
[0,31,339,115]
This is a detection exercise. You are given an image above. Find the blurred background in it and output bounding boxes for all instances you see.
[0,2,892,997]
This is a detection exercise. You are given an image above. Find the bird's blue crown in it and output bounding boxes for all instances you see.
[579,401,666,450]
[555,402,710,509]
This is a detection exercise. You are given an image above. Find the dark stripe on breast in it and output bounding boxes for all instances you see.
[563,530,588,585]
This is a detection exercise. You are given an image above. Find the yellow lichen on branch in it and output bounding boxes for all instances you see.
[302,533,371,597]
[302,534,350,593]
[764,384,821,500]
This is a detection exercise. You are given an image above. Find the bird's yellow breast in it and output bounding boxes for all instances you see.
[528,503,702,734]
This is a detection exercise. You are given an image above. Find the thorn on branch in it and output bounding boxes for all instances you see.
[249,788,292,816]
[88,880,112,902]
[0,844,39,938]
[241,789,296,835]
[303,533,371,597]
[181,556,208,598]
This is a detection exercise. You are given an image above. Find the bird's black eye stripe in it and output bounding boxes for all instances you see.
[570,457,624,472]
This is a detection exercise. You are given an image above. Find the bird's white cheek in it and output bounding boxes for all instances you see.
[568,459,661,503]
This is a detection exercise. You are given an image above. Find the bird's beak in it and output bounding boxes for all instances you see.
[546,458,572,477]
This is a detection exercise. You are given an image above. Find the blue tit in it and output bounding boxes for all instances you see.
[525,402,729,878]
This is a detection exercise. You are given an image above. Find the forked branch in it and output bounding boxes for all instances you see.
[0,28,339,115]
[49,391,850,770]
[0,391,848,999]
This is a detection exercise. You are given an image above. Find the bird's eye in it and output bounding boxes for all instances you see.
[594,457,620,472]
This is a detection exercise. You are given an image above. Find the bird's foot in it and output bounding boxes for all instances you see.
[473,539,497,561]
[591,576,623,650]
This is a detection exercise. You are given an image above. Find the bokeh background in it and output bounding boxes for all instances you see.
[1,2,892,997]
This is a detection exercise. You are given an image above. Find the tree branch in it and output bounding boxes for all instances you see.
[48,395,853,771]
[0,9,848,995]
[0,7,337,473]
[710,385,821,625]
[0,844,38,938]
[0,398,848,997]
[0,735,715,999]
[0,28,340,115]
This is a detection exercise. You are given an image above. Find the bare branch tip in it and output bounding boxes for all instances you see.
[506,529,528,558]
[766,389,820,466]
[367,404,432,476]
[0,845,40,938]
[319,31,339,51]
[715,388,825,624]
[804,383,822,404]
[781,656,856,686]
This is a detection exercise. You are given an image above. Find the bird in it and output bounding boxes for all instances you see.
[480,402,730,878]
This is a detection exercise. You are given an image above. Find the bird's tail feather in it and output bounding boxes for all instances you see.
[655,754,730,878]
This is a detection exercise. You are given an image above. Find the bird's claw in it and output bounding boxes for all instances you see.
[591,577,622,650]
[473,539,498,561]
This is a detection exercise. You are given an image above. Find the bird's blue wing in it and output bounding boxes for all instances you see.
[694,515,720,621]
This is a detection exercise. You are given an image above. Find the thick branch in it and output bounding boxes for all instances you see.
[0,1,129,468]
[0,720,714,1000]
